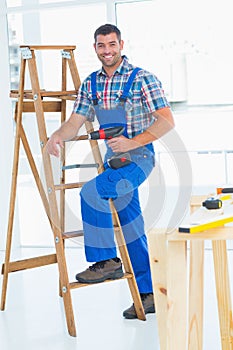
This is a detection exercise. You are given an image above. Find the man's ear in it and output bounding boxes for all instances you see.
[93,43,97,52]
[120,40,124,50]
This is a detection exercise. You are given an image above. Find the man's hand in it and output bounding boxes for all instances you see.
[46,113,87,157]
[46,133,64,157]
[107,135,139,153]
[107,107,175,153]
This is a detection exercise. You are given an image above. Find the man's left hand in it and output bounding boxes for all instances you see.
[107,136,139,153]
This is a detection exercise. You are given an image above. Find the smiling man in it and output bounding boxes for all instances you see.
[46,24,174,319]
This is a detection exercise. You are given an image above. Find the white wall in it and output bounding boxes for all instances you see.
[0,1,20,249]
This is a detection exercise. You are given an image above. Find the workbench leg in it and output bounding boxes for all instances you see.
[188,240,204,350]
[148,231,167,350]
[212,240,233,350]
[167,240,187,350]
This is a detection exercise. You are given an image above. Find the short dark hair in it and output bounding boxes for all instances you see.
[94,24,121,43]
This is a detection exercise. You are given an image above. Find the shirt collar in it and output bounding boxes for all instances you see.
[96,55,130,77]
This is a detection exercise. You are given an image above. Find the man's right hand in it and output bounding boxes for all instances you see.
[46,133,64,157]
[46,113,87,157]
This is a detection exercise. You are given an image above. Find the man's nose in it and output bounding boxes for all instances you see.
[103,45,111,53]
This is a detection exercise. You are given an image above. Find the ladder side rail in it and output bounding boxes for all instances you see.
[66,49,81,91]
[27,50,76,336]
[60,50,81,234]
[109,200,146,320]
[60,53,68,234]
[1,58,27,311]
[18,118,51,224]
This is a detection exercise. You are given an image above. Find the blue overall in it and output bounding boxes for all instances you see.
[80,68,154,293]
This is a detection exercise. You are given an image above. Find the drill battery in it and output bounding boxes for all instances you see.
[107,152,132,169]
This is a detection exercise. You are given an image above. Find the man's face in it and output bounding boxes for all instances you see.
[94,32,124,69]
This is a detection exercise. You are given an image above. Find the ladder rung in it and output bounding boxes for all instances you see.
[62,163,99,170]
[10,90,77,99]
[41,90,77,97]
[1,254,57,274]
[69,273,133,290]
[20,45,76,50]
[54,182,86,190]
[62,230,84,239]
[14,101,62,113]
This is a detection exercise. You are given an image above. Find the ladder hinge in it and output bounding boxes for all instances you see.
[20,47,32,60]
[61,50,71,59]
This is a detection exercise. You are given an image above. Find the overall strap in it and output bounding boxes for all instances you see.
[120,67,141,102]
[90,71,98,105]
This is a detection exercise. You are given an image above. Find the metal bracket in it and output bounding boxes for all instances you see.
[48,187,52,194]
[61,50,71,59]
[62,286,67,293]
[20,47,32,60]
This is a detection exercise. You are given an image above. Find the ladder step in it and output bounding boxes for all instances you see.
[62,163,98,170]
[63,228,120,239]
[20,45,76,50]
[1,254,57,274]
[10,90,77,99]
[62,230,84,239]
[54,182,86,190]
[69,272,133,290]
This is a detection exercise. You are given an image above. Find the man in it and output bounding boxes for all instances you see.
[46,24,174,319]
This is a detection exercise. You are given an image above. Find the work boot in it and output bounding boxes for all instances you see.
[123,293,155,319]
[75,257,124,283]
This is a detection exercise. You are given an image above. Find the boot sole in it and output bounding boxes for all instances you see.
[76,269,124,284]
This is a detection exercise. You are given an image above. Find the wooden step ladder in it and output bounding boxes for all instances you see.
[0,45,145,337]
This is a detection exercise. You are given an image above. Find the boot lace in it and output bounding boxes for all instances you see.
[89,260,107,271]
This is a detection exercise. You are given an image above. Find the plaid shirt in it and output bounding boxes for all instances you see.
[73,56,170,138]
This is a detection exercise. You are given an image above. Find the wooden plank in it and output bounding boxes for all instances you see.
[1,254,57,274]
[188,241,204,350]
[15,101,62,113]
[167,240,187,350]
[212,240,233,350]
[188,200,204,350]
[168,227,233,241]
[148,230,168,350]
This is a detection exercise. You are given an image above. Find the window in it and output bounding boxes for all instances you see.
[116,0,233,105]
[6,2,107,246]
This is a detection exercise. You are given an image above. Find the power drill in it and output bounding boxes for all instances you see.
[88,126,124,140]
[74,126,132,169]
